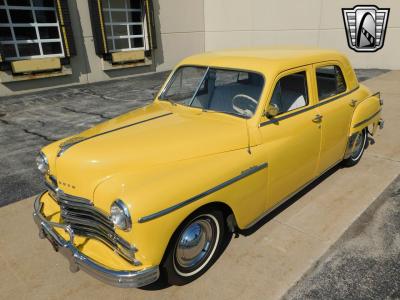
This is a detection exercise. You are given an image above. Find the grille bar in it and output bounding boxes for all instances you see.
[47,189,137,263]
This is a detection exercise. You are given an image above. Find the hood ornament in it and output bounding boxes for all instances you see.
[58,136,86,157]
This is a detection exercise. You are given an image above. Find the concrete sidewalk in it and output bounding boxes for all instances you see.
[0,71,399,299]
[284,70,400,299]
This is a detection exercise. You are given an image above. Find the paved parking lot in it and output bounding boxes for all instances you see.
[0,70,398,299]
[0,71,169,206]
[285,174,400,299]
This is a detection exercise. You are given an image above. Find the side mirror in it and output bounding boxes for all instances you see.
[265,103,280,118]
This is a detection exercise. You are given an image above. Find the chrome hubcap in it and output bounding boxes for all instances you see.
[351,131,365,159]
[175,219,214,269]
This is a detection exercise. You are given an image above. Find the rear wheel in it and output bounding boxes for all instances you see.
[343,128,367,167]
[162,209,227,285]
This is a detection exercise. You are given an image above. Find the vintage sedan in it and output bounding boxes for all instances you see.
[33,47,383,287]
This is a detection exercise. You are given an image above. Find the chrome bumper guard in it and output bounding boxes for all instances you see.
[33,194,159,288]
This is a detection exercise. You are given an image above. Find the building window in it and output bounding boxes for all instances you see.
[102,0,146,52]
[0,0,64,61]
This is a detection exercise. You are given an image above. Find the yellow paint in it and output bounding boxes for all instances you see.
[38,47,382,272]
[11,58,61,74]
[350,93,382,135]
[144,0,153,49]
[97,0,108,53]
[111,50,145,63]
[56,0,70,57]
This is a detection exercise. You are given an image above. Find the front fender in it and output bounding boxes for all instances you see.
[93,149,268,266]
[350,91,382,135]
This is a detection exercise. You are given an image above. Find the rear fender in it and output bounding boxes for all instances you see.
[349,92,382,135]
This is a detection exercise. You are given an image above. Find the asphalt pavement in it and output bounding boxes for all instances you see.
[284,174,400,299]
[0,71,169,206]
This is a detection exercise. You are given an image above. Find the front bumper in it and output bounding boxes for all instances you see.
[33,194,159,288]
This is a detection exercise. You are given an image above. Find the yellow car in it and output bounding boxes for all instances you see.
[33,47,383,287]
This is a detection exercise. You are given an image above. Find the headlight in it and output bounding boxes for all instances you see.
[36,152,49,174]
[110,200,132,231]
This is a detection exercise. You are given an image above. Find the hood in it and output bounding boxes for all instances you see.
[52,102,248,199]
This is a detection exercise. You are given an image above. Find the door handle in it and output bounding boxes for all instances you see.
[312,114,323,123]
[349,99,357,107]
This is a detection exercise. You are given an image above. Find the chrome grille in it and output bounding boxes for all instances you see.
[46,188,137,263]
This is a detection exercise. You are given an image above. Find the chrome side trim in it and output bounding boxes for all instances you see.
[57,112,173,157]
[138,163,268,223]
[353,109,382,128]
[33,194,159,288]
[260,86,360,127]
[244,159,341,229]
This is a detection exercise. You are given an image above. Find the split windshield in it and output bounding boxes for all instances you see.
[159,66,264,118]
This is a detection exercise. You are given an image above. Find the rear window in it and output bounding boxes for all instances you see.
[316,66,347,100]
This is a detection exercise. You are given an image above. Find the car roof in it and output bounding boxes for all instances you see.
[179,46,349,75]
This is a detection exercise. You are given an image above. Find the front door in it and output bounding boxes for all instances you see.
[312,62,356,174]
[259,66,322,209]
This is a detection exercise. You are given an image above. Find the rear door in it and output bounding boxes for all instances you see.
[312,62,356,174]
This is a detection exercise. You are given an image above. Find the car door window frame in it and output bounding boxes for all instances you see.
[313,61,349,103]
[260,65,316,125]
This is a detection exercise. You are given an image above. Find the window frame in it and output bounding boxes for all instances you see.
[102,0,147,53]
[314,62,348,102]
[0,0,64,61]
[158,64,266,119]
[266,67,311,118]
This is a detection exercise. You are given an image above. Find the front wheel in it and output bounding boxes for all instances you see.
[161,209,227,285]
[343,128,367,167]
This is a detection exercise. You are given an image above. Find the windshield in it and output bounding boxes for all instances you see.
[160,66,264,118]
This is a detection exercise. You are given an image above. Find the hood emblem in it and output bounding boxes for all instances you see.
[58,136,86,157]
[58,180,76,189]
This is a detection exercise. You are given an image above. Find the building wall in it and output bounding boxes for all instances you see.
[0,0,204,96]
[204,0,400,69]
[154,0,205,71]
[0,0,398,96]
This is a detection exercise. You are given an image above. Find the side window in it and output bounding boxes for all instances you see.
[316,65,347,100]
[269,71,309,115]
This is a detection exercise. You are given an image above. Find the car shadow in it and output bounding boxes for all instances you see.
[241,135,374,236]
[139,275,171,290]
[240,163,342,236]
